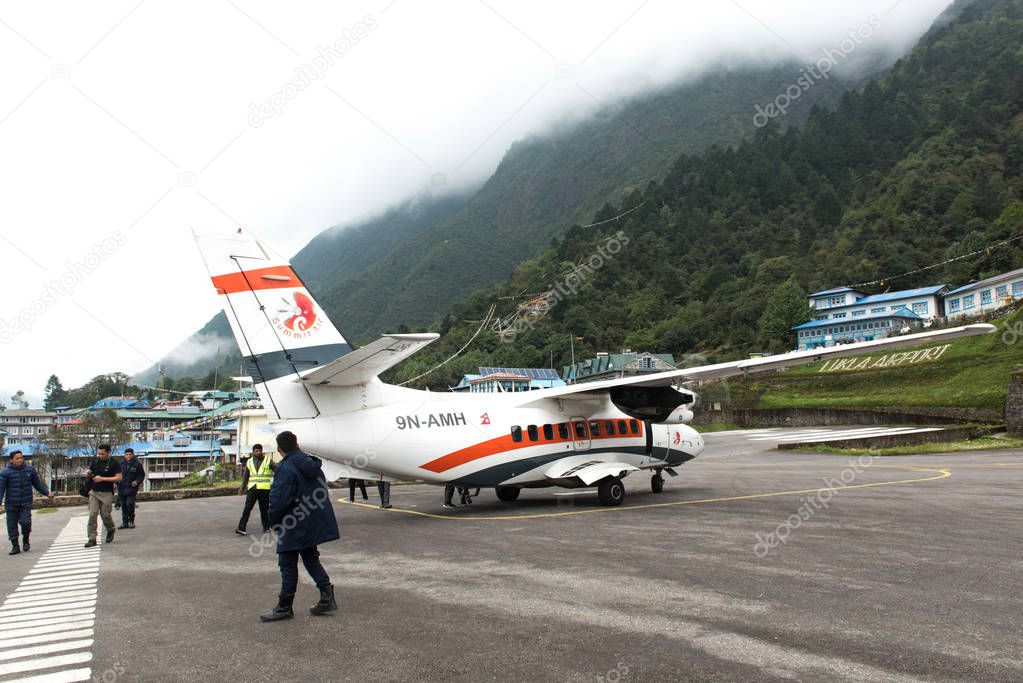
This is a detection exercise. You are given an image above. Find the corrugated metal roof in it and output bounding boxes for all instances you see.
[945,267,1023,296]
[793,307,920,329]
[850,285,947,305]
[810,287,860,297]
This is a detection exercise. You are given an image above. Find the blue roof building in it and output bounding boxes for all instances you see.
[808,284,948,324]
[794,307,922,351]
[451,368,565,393]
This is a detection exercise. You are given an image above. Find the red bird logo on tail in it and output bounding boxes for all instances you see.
[279,292,318,332]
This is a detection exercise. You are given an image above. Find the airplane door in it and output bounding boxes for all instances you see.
[570,417,590,451]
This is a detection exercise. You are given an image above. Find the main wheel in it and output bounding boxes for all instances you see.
[597,477,625,506]
[495,486,520,502]
[651,473,665,493]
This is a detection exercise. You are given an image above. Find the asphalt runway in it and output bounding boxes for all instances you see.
[1,427,1021,682]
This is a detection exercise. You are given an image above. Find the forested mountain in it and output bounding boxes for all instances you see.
[137,59,858,385]
[386,0,1023,389]
[321,65,854,340]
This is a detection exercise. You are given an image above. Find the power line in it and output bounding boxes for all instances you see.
[847,232,1023,289]
[397,304,498,387]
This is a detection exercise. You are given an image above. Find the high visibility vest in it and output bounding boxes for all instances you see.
[247,455,273,490]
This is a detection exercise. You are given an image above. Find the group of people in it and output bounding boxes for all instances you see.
[346,477,391,508]
[0,445,145,555]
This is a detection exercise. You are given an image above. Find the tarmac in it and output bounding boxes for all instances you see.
[1,426,1021,682]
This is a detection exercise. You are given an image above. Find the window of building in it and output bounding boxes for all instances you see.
[510,426,522,443]
[1013,281,1023,297]
[527,425,539,441]
[814,315,828,320]
[542,424,554,441]
[629,420,640,434]
[557,423,569,440]
[832,312,847,319]
[870,307,885,313]
[948,298,961,313]
[996,285,1008,299]
[828,295,845,306]
[589,421,601,437]
[963,294,976,310]
[912,302,928,315]
[639,357,655,369]
[852,310,866,317]
[980,289,992,305]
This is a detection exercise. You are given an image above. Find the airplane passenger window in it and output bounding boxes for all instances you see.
[558,423,569,439]
[527,425,539,441]
[510,426,522,442]
[604,420,615,435]
[589,421,601,437]
[617,420,628,434]
[542,424,554,440]
[629,420,640,434]
[573,422,587,438]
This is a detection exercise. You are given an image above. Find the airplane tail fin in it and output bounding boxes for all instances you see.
[194,229,353,420]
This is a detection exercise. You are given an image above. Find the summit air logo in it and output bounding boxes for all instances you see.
[273,291,324,339]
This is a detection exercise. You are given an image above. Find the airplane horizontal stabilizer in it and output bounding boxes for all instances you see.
[298,333,439,387]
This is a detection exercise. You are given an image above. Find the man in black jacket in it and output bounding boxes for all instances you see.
[117,448,146,529]
[84,445,121,548]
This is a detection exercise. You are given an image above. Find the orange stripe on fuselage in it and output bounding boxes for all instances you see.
[419,422,645,474]
[211,265,299,295]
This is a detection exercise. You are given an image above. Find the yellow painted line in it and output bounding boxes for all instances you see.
[336,466,952,521]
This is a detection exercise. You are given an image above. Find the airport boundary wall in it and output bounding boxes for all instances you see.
[696,406,1002,428]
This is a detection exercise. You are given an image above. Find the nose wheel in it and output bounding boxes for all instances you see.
[651,470,665,493]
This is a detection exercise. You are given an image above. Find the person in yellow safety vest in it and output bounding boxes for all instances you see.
[235,444,275,535]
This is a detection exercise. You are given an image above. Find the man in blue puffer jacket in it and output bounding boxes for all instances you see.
[0,451,53,555]
[260,431,340,622]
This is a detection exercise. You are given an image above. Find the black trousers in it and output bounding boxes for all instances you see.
[377,480,390,506]
[278,546,330,598]
[348,478,367,501]
[118,493,137,525]
[238,488,270,531]
[6,505,30,543]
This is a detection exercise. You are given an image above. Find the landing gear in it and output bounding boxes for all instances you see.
[495,486,520,502]
[651,470,665,494]
[597,477,625,506]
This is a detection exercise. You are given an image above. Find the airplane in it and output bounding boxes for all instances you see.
[194,230,996,506]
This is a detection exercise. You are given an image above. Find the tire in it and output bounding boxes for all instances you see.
[651,474,664,494]
[495,486,520,502]
[597,477,625,506]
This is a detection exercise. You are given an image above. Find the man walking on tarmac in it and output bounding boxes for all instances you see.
[260,431,340,622]
[118,448,145,529]
[0,451,53,555]
[236,444,274,535]
[84,445,121,548]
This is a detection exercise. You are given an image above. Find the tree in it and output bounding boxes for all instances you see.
[758,277,812,353]
[9,390,28,409]
[43,375,71,411]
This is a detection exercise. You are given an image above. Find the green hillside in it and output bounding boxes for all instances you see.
[321,64,852,341]
[729,307,1022,418]
[387,0,1023,400]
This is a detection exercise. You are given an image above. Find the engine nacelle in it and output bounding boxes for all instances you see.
[665,406,695,424]
[610,385,699,424]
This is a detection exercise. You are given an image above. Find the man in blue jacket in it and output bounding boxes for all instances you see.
[117,448,146,529]
[0,451,53,555]
[260,431,340,622]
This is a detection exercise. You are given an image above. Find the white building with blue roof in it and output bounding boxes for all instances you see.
[943,266,1023,319]
[796,284,949,351]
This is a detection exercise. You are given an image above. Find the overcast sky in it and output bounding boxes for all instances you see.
[0,0,951,406]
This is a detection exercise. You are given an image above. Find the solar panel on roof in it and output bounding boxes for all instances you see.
[478,367,559,379]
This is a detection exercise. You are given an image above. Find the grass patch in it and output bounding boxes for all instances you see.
[798,435,1023,456]
[726,307,1023,413]
[36,507,60,514]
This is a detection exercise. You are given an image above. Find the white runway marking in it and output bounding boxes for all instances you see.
[744,427,943,443]
[0,517,99,682]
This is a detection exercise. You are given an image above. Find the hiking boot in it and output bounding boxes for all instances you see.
[8,544,19,556]
[260,596,294,622]
[310,584,337,615]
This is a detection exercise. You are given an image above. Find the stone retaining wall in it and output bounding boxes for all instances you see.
[696,406,1001,428]
[779,425,999,451]
[1007,370,1023,436]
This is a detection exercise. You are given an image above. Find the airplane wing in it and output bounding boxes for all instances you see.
[297,333,439,387]
[514,323,995,404]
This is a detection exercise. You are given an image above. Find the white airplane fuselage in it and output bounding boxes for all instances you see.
[281,380,705,488]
